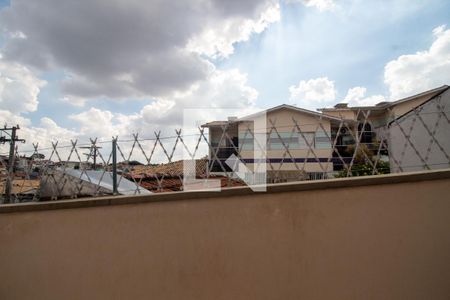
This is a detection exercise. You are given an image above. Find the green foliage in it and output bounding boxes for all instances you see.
[335,142,390,178]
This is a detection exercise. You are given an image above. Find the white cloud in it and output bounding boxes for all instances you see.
[343,86,386,106]
[289,77,336,108]
[61,95,87,107]
[187,2,280,58]
[0,59,46,113]
[29,117,79,144]
[0,110,78,156]
[287,80,387,108]
[140,69,259,129]
[0,109,31,127]
[61,69,260,163]
[0,67,260,158]
[141,99,176,125]
[0,58,76,154]
[343,86,365,103]
[65,69,259,140]
[0,0,276,153]
[69,107,119,138]
[286,0,336,11]
[384,24,450,100]
[0,0,280,104]
[304,0,336,11]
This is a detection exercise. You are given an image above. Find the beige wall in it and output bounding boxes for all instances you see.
[322,109,356,120]
[242,161,333,172]
[237,108,333,172]
[238,108,332,133]
[389,89,450,173]
[320,93,434,128]
[1,170,450,300]
[389,94,433,120]
[240,148,333,172]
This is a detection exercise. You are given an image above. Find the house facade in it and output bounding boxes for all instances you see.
[203,85,450,182]
[320,85,450,173]
[387,87,450,172]
[203,104,356,182]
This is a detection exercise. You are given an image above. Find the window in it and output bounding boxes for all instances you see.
[239,131,254,150]
[358,123,373,144]
[342,135,354,145]
[314,130,331,149]
[268,132,315,150]
[240,130,329,151]
[298,133,315,149]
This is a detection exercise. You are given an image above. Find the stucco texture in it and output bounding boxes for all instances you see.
[1,176,450,299]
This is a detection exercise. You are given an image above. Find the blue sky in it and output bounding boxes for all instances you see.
[0,0,449,144]
[219,0,450,107]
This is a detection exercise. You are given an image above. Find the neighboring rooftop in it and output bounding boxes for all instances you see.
[0,179,39,194]
[125,158,245,193]
[129,158,208,178]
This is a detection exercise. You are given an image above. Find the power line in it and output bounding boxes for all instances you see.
[0,125,26,203]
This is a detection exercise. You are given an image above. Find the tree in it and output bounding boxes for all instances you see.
[336,142,390,177]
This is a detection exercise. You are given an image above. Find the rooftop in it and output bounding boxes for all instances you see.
[202,103,351,128]
[319,85,449,112]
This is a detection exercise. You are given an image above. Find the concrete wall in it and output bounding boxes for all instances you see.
[1,170,450,300]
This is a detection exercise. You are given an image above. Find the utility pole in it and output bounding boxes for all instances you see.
[81,145,102,170]
[0,125,26,204]
[112,137,118,195]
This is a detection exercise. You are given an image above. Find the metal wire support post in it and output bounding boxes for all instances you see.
[112,137,118,195]
[0,125,26,203]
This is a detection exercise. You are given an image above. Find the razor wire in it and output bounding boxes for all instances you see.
[1,106,449,203]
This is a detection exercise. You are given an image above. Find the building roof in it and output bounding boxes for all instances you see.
[246,104,345,121]
[129,158,208,178]
[202,104,348,127]
[201,121,232,128]
[63,169,152,195]
[319,85,449,112]
[388,86,450,126]
[127,158,246,192]
[381,85,449,108]
[0,179,39,194]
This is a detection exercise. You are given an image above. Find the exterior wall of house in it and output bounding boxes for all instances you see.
[388,93,439,122]
[322,88,445,133]
[238,109,333,178]
[209,126,238,147]
[208,124,238,169]
[324,88,445,125]
[389,89,450,172]
[207,88,449,179]
[322,109,356,120]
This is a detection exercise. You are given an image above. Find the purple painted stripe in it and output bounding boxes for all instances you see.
[215,158,353,163]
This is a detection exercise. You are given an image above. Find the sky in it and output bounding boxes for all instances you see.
[0,0,449,149]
